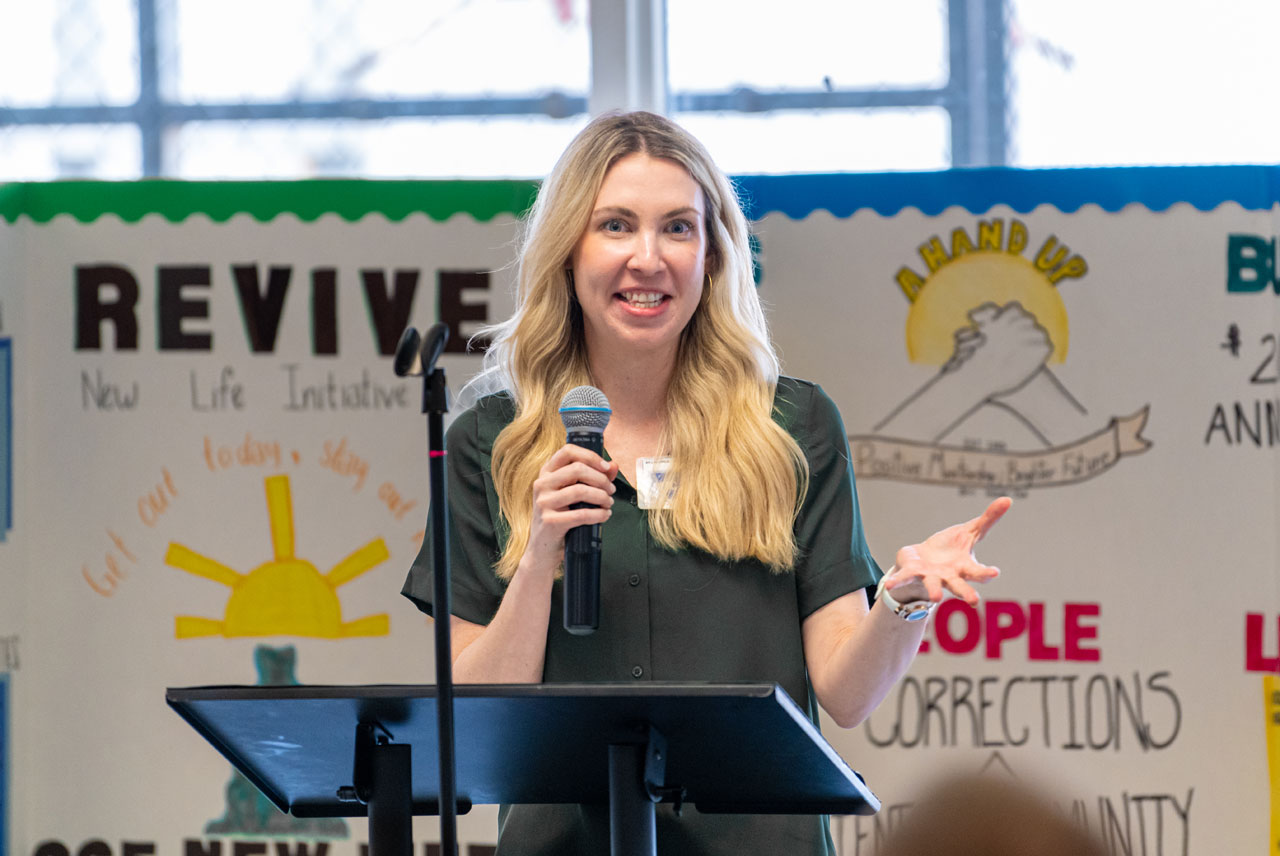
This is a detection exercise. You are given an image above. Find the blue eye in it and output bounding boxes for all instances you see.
[668,220,693,235]
[602,218,625,232]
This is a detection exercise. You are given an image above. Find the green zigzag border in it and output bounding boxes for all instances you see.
[0,179,541,225]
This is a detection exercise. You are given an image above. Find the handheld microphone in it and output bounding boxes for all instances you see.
[558,385,611,635]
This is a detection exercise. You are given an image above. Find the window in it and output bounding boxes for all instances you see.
[1007,0,1280,166]
[0,0,591,179]
[2,0,1275,182]
[668,0,956,172]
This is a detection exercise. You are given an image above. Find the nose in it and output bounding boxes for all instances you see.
[626,230,663,276]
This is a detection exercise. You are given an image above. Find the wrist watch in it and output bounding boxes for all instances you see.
[876,575,935,622]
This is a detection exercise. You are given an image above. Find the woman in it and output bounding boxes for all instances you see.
[402,110,1009,855]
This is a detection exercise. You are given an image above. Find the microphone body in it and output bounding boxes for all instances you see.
[559,386,611,635]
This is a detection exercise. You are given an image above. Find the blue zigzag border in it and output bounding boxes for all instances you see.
[1,165,1278,226]
[734,165,1280,219]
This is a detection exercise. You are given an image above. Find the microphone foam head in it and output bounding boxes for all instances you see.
[392,327,423,377]
[559,385,611,431]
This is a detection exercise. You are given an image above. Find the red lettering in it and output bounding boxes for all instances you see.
[935,601,981,654]
[1245,613,1280,673]
[1064,603,1101,662]
[925,600,1103,662]
[1027,602,1061,660]
[984,601,1027,659]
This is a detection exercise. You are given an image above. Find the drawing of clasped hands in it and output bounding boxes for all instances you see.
[944,302,1050,396]
[878,301,1089,445]
[945,301,1092,444]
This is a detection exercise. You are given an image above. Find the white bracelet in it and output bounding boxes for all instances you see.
[875,574,935,623]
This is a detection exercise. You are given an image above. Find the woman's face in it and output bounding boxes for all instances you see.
[569,152,708,365]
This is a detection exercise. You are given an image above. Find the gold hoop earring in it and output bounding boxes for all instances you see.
[705,273,714,293]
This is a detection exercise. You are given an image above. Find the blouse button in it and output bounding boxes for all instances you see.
[628,573,641,586]
[631,665,644,678]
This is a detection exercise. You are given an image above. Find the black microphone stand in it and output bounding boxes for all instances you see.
[390,323,456,856]
[424,359,457,856]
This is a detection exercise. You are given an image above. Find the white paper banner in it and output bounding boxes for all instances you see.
[1,170,1278,856]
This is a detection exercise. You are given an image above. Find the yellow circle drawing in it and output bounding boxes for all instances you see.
[167,474,390,639]
[906,252,1069,365]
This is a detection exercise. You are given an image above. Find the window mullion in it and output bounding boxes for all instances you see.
[588,0,668,115]
[137,0,163,176]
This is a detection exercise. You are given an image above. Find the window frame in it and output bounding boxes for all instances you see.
[0,0,1007,178]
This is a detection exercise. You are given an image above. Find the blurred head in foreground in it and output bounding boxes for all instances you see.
[877,772,1106,856]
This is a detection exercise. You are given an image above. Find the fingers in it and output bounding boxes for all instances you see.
[532,444,619,530]
[542,443,617,480]
[920,574,947,603]
[969,300,1031,328]
[946,560,1001,604]
[891,570,998,610]
[967,302,1051,349]
[966,301,1002,326]
[969,496,1012,540]
[534,482,614,516]
[889,531,1002,609]
[943,576,980,606]
[539,445,617,493]
[901,556,999,585]
[536,461,615,498]
[943,326,986,373]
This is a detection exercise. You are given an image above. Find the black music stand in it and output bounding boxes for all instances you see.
[167,682,880,856]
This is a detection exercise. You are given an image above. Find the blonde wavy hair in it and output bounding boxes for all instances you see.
[476,111,808,578]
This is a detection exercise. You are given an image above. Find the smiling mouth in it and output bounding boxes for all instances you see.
[618,291,667,308]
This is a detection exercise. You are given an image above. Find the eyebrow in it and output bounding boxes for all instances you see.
[592,205,703,219]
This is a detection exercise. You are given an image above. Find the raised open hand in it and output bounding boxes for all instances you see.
[885,496,1011,606]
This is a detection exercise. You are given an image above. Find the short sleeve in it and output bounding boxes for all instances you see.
[400,397,510,625]
[784,379,882,618]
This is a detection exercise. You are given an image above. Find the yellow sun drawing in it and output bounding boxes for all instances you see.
[906,253,1070,366]
[167,474,391,639]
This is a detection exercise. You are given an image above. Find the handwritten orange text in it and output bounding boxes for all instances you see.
[82,529,137,597]
[138,466,179,527]
[378,480,419,521]
[320,437,368,491]
[204,433,283,472]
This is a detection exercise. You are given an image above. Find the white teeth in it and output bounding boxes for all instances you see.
[621,291,664,307]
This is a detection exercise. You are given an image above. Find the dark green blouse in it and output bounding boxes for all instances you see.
[402,376,881,855]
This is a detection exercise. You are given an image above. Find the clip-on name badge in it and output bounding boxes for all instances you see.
[636,456,677,510]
